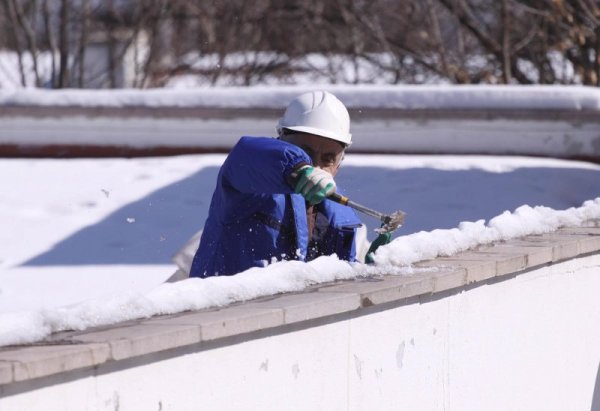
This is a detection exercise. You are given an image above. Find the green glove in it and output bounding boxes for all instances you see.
[294,165,336,205]
[365,231,392,264]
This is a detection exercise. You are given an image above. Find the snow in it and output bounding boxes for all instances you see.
[0,51,54,90]
[0,75,599,346]
[373,198,600,266]
[1,84,599,110]
[1,153,600,347]
[0,50,583,88]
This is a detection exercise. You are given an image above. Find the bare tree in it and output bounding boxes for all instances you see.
[8,0,41,85]
[42,0,57,87]
[1,0,598,87]
[1,0,28,86]
[75,0,89,87]
[546,0,600,85]
[57,0,70,88]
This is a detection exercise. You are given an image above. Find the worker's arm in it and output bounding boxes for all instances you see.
[222,136,311,194]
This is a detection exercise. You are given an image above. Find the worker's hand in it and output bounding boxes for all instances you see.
[365,231,392,264]
[294,165,336,205]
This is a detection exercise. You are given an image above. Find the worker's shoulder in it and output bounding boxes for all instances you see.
[237,135,276,145]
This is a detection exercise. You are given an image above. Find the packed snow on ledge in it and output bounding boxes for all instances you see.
[1,197,599,347]
[1,84,600,111]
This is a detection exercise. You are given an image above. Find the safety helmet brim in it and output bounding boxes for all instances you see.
[278,125,352,147]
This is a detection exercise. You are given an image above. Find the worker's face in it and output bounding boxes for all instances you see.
[281,133,345,176]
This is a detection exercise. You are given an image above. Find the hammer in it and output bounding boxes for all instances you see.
[328,193,406,234]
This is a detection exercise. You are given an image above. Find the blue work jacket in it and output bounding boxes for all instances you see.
[189,136,362,278]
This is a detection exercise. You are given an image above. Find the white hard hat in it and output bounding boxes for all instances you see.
[277,90,352,146]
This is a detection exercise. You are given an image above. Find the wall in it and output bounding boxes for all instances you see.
[1,227,599,410]
[78,31,149,89]
[0,107,599,160]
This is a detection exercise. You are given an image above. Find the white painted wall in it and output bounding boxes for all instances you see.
[3,254,600,411]
[353,118,600,158]
[1,114,599,158]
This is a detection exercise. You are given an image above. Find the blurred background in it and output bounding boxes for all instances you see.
[1,0,599,89]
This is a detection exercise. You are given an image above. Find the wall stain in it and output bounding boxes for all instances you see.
[354,354,363,379]
[112,392,120,411]
[563,133,584,154]
[259,359,269,371]
[396,341,406,369]
[292,362,300,379]
[592,135,600,154]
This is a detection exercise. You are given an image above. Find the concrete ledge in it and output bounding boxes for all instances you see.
[243,292,361,324]
[1,106,599,161]
[1,106,599,122]
[1,221,599,386]
[142,307,284,342]
[318,274,435,306]
[0,343,110,383]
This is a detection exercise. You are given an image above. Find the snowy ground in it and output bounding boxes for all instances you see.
[0,51,584,88]
[1,153,600,345]
[2,153,600,309]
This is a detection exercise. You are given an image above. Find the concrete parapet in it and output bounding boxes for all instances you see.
[1,221,600,410]
[1,221,599,385]
[1,106,599,160]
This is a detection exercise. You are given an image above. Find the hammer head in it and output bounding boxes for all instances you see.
[375,210,406,234]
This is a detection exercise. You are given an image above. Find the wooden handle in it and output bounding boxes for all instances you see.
[328,192,350,205]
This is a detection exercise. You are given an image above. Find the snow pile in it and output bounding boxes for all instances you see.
[373,197,600,265]
[0,85,599,111]
[1,197,599,347]
[0,257,407,346]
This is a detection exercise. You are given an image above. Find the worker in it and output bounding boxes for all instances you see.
[189,90,386,278]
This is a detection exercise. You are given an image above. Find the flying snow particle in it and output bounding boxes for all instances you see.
[126,217,136,223]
